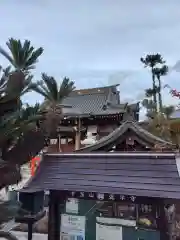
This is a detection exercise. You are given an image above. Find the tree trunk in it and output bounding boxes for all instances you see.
[157,76,163,113]
[0,231,19,240]
[152,69,157,112]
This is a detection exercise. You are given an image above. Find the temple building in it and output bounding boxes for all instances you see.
[48,84,140,152]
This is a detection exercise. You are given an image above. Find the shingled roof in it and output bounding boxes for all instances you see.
[77,120,174,152]
[22,153,180,199]
[62,85,139,116]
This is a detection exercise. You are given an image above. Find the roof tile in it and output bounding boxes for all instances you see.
[22,153,180,199]
[62,85,121,115]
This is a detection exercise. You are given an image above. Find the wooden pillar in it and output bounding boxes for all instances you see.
[48,191,61,240]
[75,117,81,150]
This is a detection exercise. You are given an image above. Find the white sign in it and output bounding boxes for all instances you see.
[96,222,122,240]
[66,198,79,214]
[61,214,85,240]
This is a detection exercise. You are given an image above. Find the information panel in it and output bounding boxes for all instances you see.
[96,217,123,240]
[60,214,85,240]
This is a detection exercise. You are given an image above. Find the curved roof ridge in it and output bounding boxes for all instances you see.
[77,120,174,152]
[73,84,120,94]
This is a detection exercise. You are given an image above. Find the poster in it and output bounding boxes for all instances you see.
[60,214,86,240]
[96,217,122,240]
[66,198,79,214]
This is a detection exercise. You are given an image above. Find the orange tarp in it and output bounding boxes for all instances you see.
[31,156,40,176]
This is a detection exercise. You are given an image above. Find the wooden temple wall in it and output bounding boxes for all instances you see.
[98,124,118,137]
[46,123,118,153]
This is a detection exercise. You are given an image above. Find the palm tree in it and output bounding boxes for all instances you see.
[31,73,75,136]
[0,69,45,184]
[0,38,43,72]
[0,39,44,240]
[153,65,168,113]
[0,38,44,102]
[140,54,165,112]
[0,81,45,240]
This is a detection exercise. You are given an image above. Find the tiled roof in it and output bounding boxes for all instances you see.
[77,120,174,152]
[61,85,139,117]
[62,87,113,114]
[22,153,180,199]
[62,85,127,116]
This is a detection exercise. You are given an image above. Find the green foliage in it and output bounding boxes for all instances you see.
[154,64,169,113]
[0,69,44,234]
[141,53,169,115]
[140,54,161,112]
[153,65,168,79]
[0,37,76,193]
[31,73,76,136]
[0,38,43,71]
[145,88,157,98]
[140,53,165,68]
[0,38,75,233]
[0,67,44,194]
[32,73,75,104]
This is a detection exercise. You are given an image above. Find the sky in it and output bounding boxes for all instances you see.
[1,0,180,118]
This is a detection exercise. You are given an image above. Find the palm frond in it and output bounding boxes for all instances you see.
[153,65,169,78]
[0,38,44,71]
[41,73,58,101]
[140,54,165,68]
[0,47,14,65]
[0,104,44,150]
[24,47,44,71]
[30,83,50,99]
[58,77,75,102]
[145,88,155,97]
